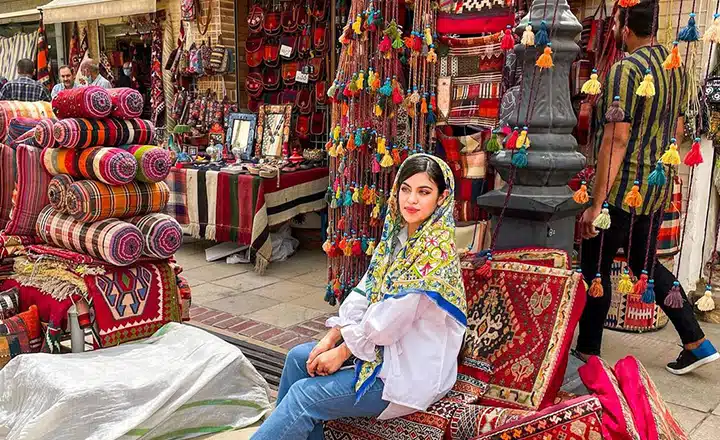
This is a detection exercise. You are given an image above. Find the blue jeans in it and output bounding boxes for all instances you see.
[251,342,389,440]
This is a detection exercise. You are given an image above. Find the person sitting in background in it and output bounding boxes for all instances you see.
[116,62,134,88]
[51,65,75,99]
[79,59,112,89]
[0,59,50,102]
[251,154,467,440]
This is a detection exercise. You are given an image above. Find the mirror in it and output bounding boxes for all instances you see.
[255,104,292,158]
[226,113,257,160]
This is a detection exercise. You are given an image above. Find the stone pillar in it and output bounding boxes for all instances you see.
[477,0,586,255]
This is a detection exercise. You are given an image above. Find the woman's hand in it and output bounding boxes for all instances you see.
[306,327,342,368]
[307,344,352,377]
[579,205,601,240]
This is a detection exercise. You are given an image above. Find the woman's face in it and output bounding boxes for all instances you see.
[398,172,446,228]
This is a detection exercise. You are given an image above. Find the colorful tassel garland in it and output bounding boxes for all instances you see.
[624,180,643,208]
[618,0,640,6]
[664,281,684,308]
[663,42,682,70]
[642,279,656,304]
[704,13,720,43]
[505,127,519,150]
[536,44,554,69]
[474,256,492,279]
[605,96,626,122]
[636,70,656,97]
[512,146,528,168]
[684,138,703,166]
[535,20,549,46]
[581,70,602,95]
[660,139,681,165]
[696,285,716,311]
[521,25,535,46]
[648,161,666,186]
[633,271,649,295]
[593,203,611,229]
[618,270,634,294]
[501,26,515,50]
[588,274,604,298]
[485,132,502,153]
[573,181,590,204]
[678,13,700,42]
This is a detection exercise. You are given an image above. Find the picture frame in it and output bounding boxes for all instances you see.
[188,146,199,157]
[226,113,258,161]
[255,104,292,159]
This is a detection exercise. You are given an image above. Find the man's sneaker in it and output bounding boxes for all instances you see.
[666,340,719,375]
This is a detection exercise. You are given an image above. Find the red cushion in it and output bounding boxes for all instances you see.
[4,145,51,236]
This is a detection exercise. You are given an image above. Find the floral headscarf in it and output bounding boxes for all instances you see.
[353,154,467,401]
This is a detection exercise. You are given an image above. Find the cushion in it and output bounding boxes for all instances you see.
[460,259,586,410]
[118,144,171,183]
[0,304,41,353]
[65,179,170,223]
[447,353,493,404]
[107,88,144,119]
[0,144,14,229]
[47,174,75,211]
[4,145,52,236]
[0,287,19,319]
[493,247,571,269]
[127,213,182,259]
[614,356,689,440]
[579,356,643,440]
[53,117,155,149]
[52,86,112,119]
[473,395,604,439]
[33,118,57,149]
[449,404,532,439]
[41,146,138,186]
[0,334,23,369]
[0,101,54,141]
[36,206,143,267]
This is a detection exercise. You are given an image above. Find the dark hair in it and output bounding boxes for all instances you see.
[58,65,72,74]
[618,0,657,38]
[16,59,34,75]
[396,156,447,194]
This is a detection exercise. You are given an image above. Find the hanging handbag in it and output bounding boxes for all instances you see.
[264,68,281,91]
[299,27,312,56]
[246,36,264,68]
[263,11,282,35]
[248,4,264,33]
[209,34,229,74]
[181,0,196,20]
[705,77,720,105]
[246,71,264,99]
[296,88,313,115]
[280,35,298,61]
[187,43,199,75]
[282,5,300,33]
[198,41,212,75]
[282,62,299,86]
[308,57,323,82]
[264,37,281,67]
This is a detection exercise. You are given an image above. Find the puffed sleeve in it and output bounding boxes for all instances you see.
[325,272,370,328]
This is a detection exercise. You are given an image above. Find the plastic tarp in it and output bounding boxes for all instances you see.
[0,323,272,440]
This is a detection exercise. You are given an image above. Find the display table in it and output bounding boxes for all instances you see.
[165,166,329,272]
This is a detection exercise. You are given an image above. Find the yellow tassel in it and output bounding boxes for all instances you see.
[328,143,338,157]
[335,187,342,200]
[352,187,360,203]
[593,206,611,230]
[660,141,681,166]
[424,28,433,45]
[381,152,394,167]
[663,43,682,70]
[427,48,437,63]
[588,276,604,298]
[573,183,589,204]
[366,240,376,256]
[374,104,382,117]
[521,25,535,46]
[377,136,387,155]
[516,128,528,149]
[335,141,345,157]
[343,241,353,256]
[352,15,362,35]
[581,73,602,95]
[618,272,634,294]
[624,182,643,208]
[535,46,554,69]
[636,72,656,97]
[356,72,365,91]
[697,288,716,311]
[371,204,380,218]
[333,126,341,141]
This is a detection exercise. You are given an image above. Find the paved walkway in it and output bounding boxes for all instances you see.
[178,239,720,439]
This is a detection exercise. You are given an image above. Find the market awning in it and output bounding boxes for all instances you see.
[39,0,156,24]
[0,9,41,25]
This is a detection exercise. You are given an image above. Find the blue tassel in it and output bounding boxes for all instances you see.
[355,129,362,146]
[678,13,700,42]
[427,106,436,124]
[642,279,656,304]
[512,146,528,168]
[648,161,666,186]
[535,20,549,46]
[325,284,336,305]
[379,78,393,96]
[361,237,368,253]
[344,189,353,206]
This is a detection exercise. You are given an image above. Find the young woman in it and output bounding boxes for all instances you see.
[252,154,467,440]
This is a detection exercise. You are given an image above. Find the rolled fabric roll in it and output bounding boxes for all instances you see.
[7,117,38,145]
[52,86,112,119]
[65,179,170,223]
[41,146,138,186]
[127,213,182,259]
[34,118,57,149]
[107,88,144,119]
[36,206,143,266]
[119,144,171,183]
[53,117,155,149]
[0,101,54,140]
[47,174,74,211]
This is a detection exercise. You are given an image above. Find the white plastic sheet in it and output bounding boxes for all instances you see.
[0,323,272,440]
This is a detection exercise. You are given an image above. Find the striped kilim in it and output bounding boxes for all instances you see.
[33,118,57,149]
[47,174,74,211]
[51,86,112,119]
[41,146,138,186]
[4,145,51,236]
[0,101,54,140]
[65,179,170,223]
[127,213,182,259]
[0,32,38,81]
[52,117,155,149]
[107,88,144,119]
[118,145,171,183]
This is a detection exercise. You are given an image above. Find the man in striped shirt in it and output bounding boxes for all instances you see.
[577,0,717,374]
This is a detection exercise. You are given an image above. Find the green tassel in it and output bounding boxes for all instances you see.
[511,147,528,168]
[648,161,667,186]
[592,204,611,230]
[485,132,501,153]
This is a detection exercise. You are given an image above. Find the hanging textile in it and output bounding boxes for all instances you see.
[36,19,53,91]
[0,32,39,81]
[68,23,82,74]
[151,23,165,130]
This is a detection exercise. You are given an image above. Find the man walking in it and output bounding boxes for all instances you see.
[0,59,51,102]
[51,65,75,99]
[577,0,718,374]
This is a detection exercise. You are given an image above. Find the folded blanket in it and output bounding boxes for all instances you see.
[108,88,144,119]
[7,117,39,146]
[0,101,54,141]
[119,145,171,183]
[65,179,170,223]
[47,174,75,211]
[127,213,182,259]
[41,146,138,186]
[36,206,143,266]
[53,117,155,149]
[51,86,112,119]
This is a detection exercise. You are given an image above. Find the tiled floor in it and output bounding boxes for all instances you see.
[180,239,720,439]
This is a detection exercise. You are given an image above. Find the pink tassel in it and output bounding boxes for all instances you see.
[664,281,684,308]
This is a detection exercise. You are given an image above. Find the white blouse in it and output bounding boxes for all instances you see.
[325,229,465,420]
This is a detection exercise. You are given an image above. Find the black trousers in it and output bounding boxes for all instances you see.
[577,204,705,355]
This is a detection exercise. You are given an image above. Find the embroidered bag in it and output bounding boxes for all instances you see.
[186,43,199,75]
[656,175,681,257]
[181,0,195,20]
[208,35,229,74]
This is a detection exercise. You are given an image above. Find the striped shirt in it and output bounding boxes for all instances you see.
[593,45,686,216]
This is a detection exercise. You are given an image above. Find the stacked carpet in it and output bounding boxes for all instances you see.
[47,175,74,211]
[118,145,172,183]
[33,118,57,149]
[51,86,112,119]
[0,101,55,140]
[127,213,182,259]
[52,117,155,149]
[64,180,170,223]
[107,88,144,119]
[41,146,138,186]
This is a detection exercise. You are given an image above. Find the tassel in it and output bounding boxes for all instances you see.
[660,139,681,165]
[379,35,391,52]
[325,284,336,305]
[421,96,428,114]
[648,161,666,186]
[342,101,349,116]
[505,127,519,150]
[392,35,404,50]
[664,281,684,308]
[573,181,590,204]
[633,271,649,295]
[521,24,535,46]
[333,278,341,293]
[535,20,549,46]
[329,195,338,209]
[338,236,348,253]
[392,85,404,105]
[372,155,381,173]
[430,93,437,110]
[366,70,375,92]
[605,96,626,122]
[356,71,365,90]
[366,239,376,256]
[704,13,720,43]
[427,104,436,124]
[697,285,716,311]
[618,0,640,6]
[380,151,394,167]
[337,216,345,230]
[327,81,338,99]
[678,13,700,42]
[636,70,656,97]
[392,148,402,165]
[335,140,345,157]
[343,240,353,257]
[374,104,383,117]
[364,185,375,204]
[512,146,528,168]
[427,46,437,63]
[328,143,338,157]
[536,44,554,69]
[424,27,433,45]
[322,238,332,254]
[485,131,502,152]
[412,32,423,51]
[346,76,358,94]
[474,256,492,279]
[379,78,393,96]
[618,270,634,294]
[343,188,353,206]
[333,125,341,141]
[501,25,515,50]
[624,180,643,208]
[663,42,682,70]
[516,127,528,149]
[377,136,387,154]
[352,14,362,35]
[592,204,611,229]
[581,69,602,95]
[588,274,604,298]
[360,237,368,253]
[352,186,361,203]
[684,138,703,166]
[642,279,656,304]
[371,73,381,91]
[351,239,362,256]
[346,133,355,151]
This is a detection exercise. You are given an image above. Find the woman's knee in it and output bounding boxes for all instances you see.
[286,341,316,366]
